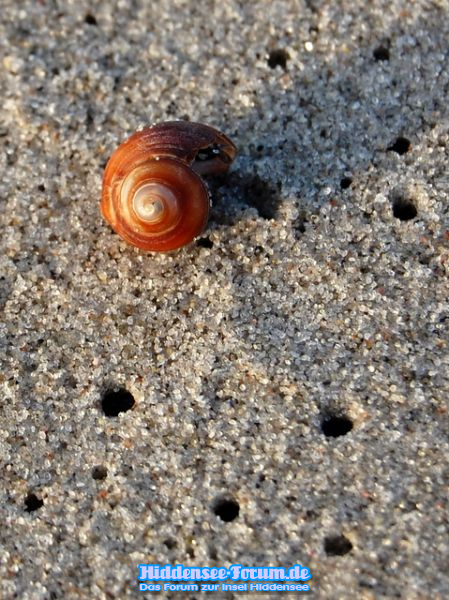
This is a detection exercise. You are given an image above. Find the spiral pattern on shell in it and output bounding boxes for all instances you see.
[101,121,237,252]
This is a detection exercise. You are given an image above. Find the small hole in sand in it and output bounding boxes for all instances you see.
[25,493,44,512]
[212,496,240,522]
[324,534,353,556]
[321,415,353,438]
[101,388,135,417]
[373,45,390,61]
[163,538,177,550]
[92,465,108,480]
[196,237,214,249]
[392,197,417,221]
[267,49,289,70]
[387,137,411,155]
[84,13,98,26]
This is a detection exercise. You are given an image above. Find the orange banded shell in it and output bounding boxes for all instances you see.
[101,121,237,252]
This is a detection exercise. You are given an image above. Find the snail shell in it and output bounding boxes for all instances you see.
[101,121,237,252]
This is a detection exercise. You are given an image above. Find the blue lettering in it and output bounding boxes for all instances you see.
[138,564,156,580]
[170,564,184,580]
[138,583,160,591]
[138,563,311,584]
[289,564,312,581]
[265,567,286,580]
[229,564,242,580]
[159,564,171,579]
[202,584,220,591]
